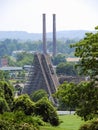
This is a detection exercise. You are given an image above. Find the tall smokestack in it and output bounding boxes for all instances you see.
[53,14,56,57]
[43,13,47,54]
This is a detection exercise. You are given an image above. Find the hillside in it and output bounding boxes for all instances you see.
[0,30,92,41]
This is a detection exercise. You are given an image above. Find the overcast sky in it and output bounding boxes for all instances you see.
[0,0,98,33]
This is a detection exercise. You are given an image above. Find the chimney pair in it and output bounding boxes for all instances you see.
[43,14,56,56]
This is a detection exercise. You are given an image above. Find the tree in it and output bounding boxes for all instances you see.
[35,97,60,126]
[52,54,66,65]
[71,27,98,79]
[79,119,98,130]
[0,70,4,80]
[76,81,98,121]
[16,52,34,66]
[0,70,10,80]
[0,111,43,130]
[0,97,10,114]
[55,80,98,121]
[55,81,77,111]
[13,94,35,115]
[0,81,14,111]
[56,62,78,76]
[30,89,48,102]
[4,55,16,66]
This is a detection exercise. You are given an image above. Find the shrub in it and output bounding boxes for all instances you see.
[35,97,60,126]
[0,112,43,130]
[13,94,35,115]
[79,119,98,130]
[89,120,98,130]
[14,111,45,127]
[30,89,48,102]
[15,123,38,130]
[79,123,90,130]
[0,119,13,130]
[0,81,14,111]
[0,119,39,130]
[0,97,10,114]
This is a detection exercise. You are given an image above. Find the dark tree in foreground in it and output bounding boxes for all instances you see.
[76,81,98,121]
[55,80,98,121]
[0,81,14,112]
[35,97,60,126]
[55,81,77,111]
[13,94,35,115]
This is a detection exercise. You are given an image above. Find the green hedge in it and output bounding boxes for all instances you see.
[79,119,98,130]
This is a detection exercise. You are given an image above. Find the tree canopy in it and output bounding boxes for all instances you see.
[52,54,66,65]
[55,81,98,121]
[56,62,78,76]
[0,81,14,112]
[13,94,35,115]
[30,89,48,102]
[71,27,98,79]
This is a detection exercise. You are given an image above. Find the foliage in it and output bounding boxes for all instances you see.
[13,94,35,115]
[52,54,66,65]
[35,97,60,126]
[76,81,98,121]
[71,27,98,79]
[0,97,10,114]
[79,119,98,130]
[0,81,14,111]
[0,38,76,57]
[0,39,41,57]
[55,81,77,111]
[0,70,11,80]
[3,82,14,109]
[13,111,44,128]
[56,80,98,121]
[16,51,34,66]
[56,62,78,76]
[0,70,4,80]
[30,89,48,102]
[56,40,75,56]
[0,111,44,130]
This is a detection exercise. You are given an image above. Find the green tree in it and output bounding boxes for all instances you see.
[56,62,78,76]
[76,81,98,121]
[4,55,16,66]
[0,70,4,80]
[0,81,14,111]
[16,52,34,66]
[30,89,48,102]
[0,70,10,80]
[35,97,60,126]
[13,94,35,115]
[71,27,98,79]
[52,54,66,65]
[0,97,10,114]
[55,80,98,121]
[0,112,43,130]
[55,81,77,111]
[79,119,98,130]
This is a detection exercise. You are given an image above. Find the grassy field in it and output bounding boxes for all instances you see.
[40,114,85,130]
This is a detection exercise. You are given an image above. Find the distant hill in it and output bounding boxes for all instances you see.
[0,30,93,41]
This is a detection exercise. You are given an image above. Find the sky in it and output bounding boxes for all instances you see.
[0,0,98,33]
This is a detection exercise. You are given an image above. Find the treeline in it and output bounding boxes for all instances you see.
[0,38,76,57]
